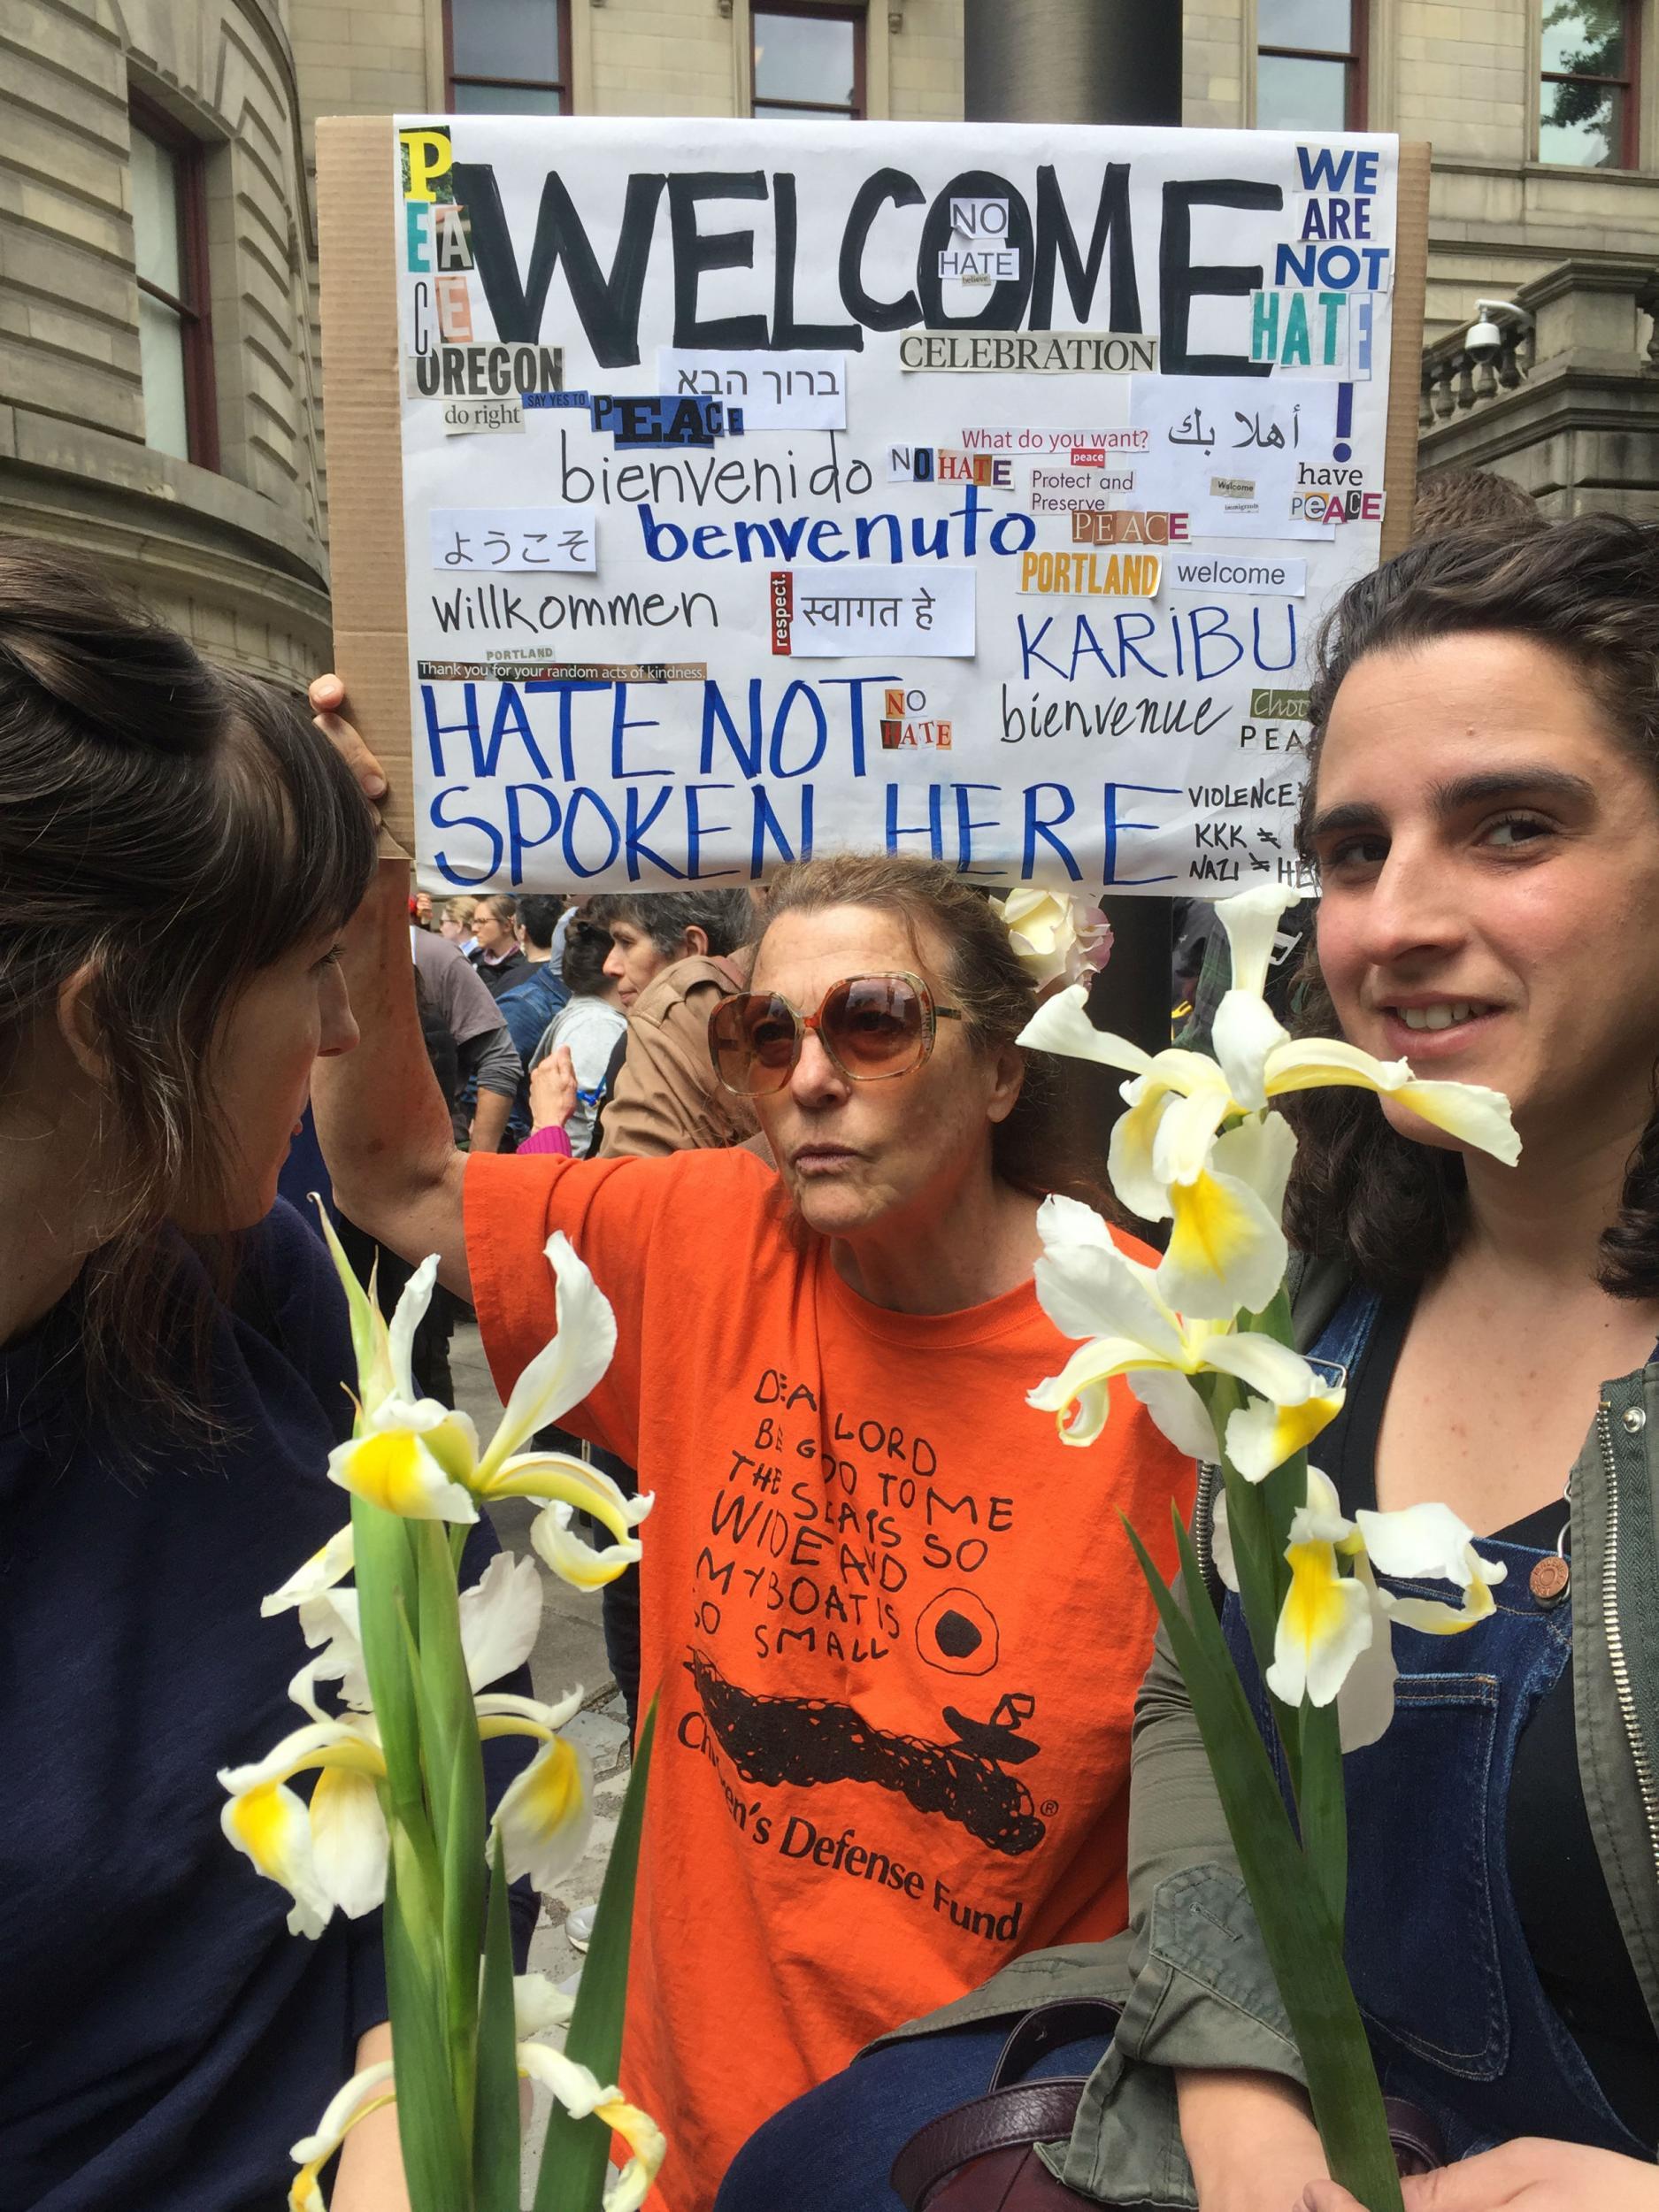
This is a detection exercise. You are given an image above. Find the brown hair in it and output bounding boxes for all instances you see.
[1410,467,1546,543]
[0,538,378,1431]
[586,887,754,960]
[757,852,1118,1212]
[561,918,616,997]
[1284,515,1659,1296]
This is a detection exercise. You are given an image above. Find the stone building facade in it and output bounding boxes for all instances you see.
[1,0,330,684]
[4,1,1655,680]
[1181,2,1659,516]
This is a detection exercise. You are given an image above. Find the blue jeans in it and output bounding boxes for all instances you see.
[714,2020,1115,2212]
[1225,1286,1649,2164]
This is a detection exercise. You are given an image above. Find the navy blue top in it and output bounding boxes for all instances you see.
[0,1202,533,2211]
[496,963,571,1142]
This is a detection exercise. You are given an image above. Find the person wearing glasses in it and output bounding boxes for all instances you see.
[302,706,1194,2212]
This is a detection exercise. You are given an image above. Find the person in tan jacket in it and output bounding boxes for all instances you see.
[583,888,760,1158]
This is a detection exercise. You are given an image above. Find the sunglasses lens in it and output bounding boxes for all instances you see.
[713,995,797,1094]
[824,976,927,1074]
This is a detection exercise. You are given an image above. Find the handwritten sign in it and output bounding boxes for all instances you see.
[386,117,1406,892]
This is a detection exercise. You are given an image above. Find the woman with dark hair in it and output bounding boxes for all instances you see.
[812,514,1659,2212]
[303,785,1196,2212]
[0,543,526,2211]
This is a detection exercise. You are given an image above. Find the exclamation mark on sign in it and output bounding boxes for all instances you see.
[1333,383,1354,463]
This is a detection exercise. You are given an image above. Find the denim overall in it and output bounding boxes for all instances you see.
[1219,1286,1651,2163]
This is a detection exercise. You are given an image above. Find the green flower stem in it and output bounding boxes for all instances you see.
[1127,1512,1403,2212]
[385,1839,472,2210]
[351,1493,425,1823]
[387,1593,471,2212]
[1198,1376,1306,1801]
[472,1833,521,2212]
[1243,1286,1309,1617]
[1200,1373,1275,1679]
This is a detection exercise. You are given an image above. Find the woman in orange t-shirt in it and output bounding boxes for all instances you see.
[310,795,1194,2212]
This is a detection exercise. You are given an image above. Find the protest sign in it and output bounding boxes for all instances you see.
[319,118,1426,894]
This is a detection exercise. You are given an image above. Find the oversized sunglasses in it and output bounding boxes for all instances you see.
[708,972,963,1096]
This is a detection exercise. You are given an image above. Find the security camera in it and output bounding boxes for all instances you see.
[1466,299,1531,364]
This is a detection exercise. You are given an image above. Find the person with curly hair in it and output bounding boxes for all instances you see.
[837,515,1659,2212]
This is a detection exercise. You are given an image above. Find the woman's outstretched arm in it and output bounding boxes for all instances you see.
[309,679,472,1297]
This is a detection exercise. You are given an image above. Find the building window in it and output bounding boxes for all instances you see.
[753,3,865,119]
[1540,1,1637,166]
[445,0,572,114]
[1256,0,1366,131]
[130,101,217,470]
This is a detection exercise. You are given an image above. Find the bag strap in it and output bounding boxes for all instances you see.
[890,2080,1087,2210]
[991,1999,1123,2090]
[890,2001,1122,2211]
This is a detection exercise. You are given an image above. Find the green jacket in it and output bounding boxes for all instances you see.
[872,1254,1659,2201]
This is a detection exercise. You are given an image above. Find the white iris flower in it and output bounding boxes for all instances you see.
[1019,884,1519,1322]
[221,1553,589,1932]
[315,1211,653,1587]
[1028,1195,1343,1475]
[286,1978,665,2212]
[1214,1465,1509,1749]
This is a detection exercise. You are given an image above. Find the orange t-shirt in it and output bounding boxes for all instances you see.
[466,1148,1192,2212]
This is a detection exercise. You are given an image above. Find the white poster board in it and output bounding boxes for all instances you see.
[379,118,1409,895]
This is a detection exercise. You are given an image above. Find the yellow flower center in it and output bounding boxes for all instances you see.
[231,1782,296,1872]
[1280,1540,1348,1655]
[349,1432,429,1516]
[522,1739,583,1834]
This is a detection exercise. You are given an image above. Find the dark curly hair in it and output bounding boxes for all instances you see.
[584,887,752,960]
[1283,515,1659,1297]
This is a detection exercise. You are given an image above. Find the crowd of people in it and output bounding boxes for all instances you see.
[8,470,1659,2212]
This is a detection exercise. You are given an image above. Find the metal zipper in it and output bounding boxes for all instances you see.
[1599,1398,1659,1891]
[1193,1458,1218,1600]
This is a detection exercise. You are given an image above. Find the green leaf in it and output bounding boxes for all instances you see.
[1125,1512,1402,2212]
[534,1699,657,2212]
[1298,1695,1348,1939]
[472,1832,522,2212]
[310,1195,393,1416]
[386,1607,449,1969]
[1215,1447,1283,1682]
[1215,1458,1305,1810]
[385,1835,472,2212]
[1238,1286,1307,1614]
[412,1522,489,2142]
[351,1493,425,1822]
